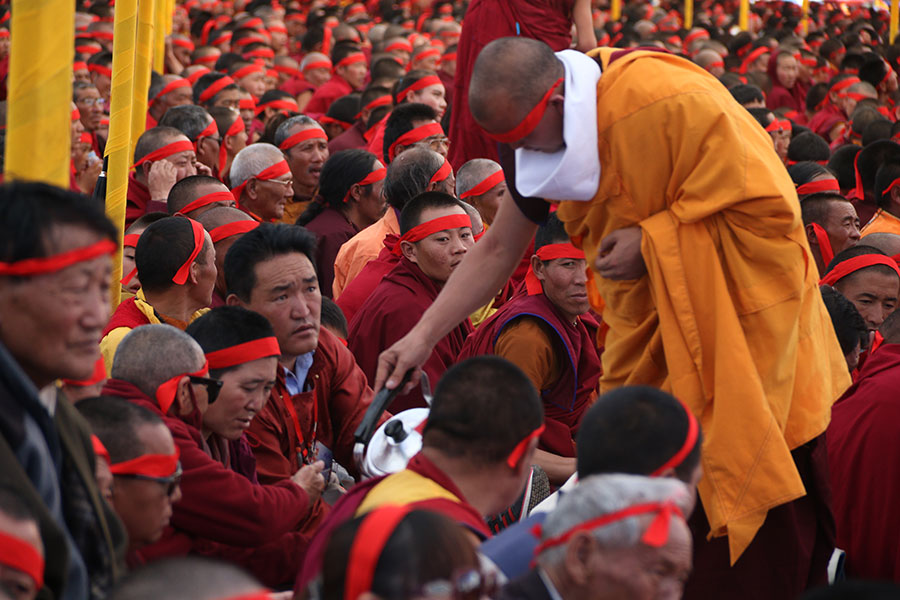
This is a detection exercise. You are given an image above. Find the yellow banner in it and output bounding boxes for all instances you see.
[685,0,694,30]
[5,0,74,187]
[153,0,166,72]
[131,0,155,157]
[739,0,750,30]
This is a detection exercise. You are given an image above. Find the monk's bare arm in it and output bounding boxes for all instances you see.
[375,196,538,391]
[573,0,598,53]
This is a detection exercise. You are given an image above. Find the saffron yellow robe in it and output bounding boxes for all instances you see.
[557,48,851,562]
[861,208,900,237]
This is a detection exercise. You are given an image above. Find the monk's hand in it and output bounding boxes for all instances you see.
[292,460,325,504]
[595,226,647,280]
[194,162,214,177]
[147,160,178,201]
[374,332,430,395]
[76,159,102,195]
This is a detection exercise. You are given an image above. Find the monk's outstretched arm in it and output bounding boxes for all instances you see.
[374,196,538,392]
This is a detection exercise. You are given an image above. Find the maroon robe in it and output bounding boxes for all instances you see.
[438,69,455,107]
[336,234,399,324]
[279,76,315,98]
[807,103,846,140]
[765,52,807,115]
[101,296,151,338]
[458,293,601,457]
[303,206,359,298]
[304,74,354,118]
[126,171,151,229]
[348,257,474,411]
[328,120,368,153]
[827,343,900,580]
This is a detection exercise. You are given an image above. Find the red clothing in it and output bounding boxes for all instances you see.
[766,52,806,113]
[303,206,359,299]
[807,104,846,140]
[348,257,473,411]
[336,235,399,324]
[101,296,151,338]
[304,74,354,118]
[294,451,491,593]
[280,76,315,98]
[448,0,574,168]
[147,112,158,129]
[458,292,601,457]
[827,343,900,580]
[438,69,455,107]
[328,120,368,153]
[126,171,151,229]
[366,114,389,163]
[101,378,311,586]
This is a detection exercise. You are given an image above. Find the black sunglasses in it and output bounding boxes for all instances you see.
[189,375,223,404]
[116,462,183,497]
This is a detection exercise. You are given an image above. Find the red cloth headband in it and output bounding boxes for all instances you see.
[739,46,769,74]
[534,500,684,554]
[303,59,332,72]
[319,115,352,129]
[210,31,232,46]
[0,532,44,589]
[209,220,259,243]
[150,78,191,106]
[412,48,441,63]
[344,505,412,600]
[430,159,452,184]
[459,169,504,199]
[256,99,299,116]
[0,30,9,39]
[219,117,245,177]
[385,40,413,53]
[507,424,545,467]
[345,167,386,202]
[233,36,266,48]
[123,233,141,247]
[336,52,366,70]
[524,243,586,295]
[199,75,237,103]
[91,31,115,41]
[194,120,219,153]
[239,97,257,110]
[840,91,870,102]
[883,177,900,199]
[393,213,472,256]
[359,95,392,117]
[811,223,835,268]
[173,38,195,51]
[820,254,900,286]
[273,64,303,78]
[485,77,562,144]
[206,337,281,369]
[244,48,275,60]
[88,64,112,78]
[133,140,194,168]
[650,400,699,476]
[200,19,216,45]
[76,44,102,55]
[831,77,861,94]
[231,160,291,202]
[441,52,457,63]
[62,357,107,387]
[0,239,115,277]
[269,24,288,34]
[92,434,111,465]
[155,361,209,414]
[279,128,327,150]
[684,30,709,45]
[171,219,206,285]
[73,61,88,71]
[397,74,442,103]
[109,447,180,478]
[765,118,790,133]
[796,179,840,195]
[232,64,265,80]
[179,191,235,215]
[72,108,81,121]
[187,67,211,84]
[388,122,444,161]
[705,60,724,70]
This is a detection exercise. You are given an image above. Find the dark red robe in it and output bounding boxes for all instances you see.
[336,235,399,324]
[807,104,846,140]
[458,292,601,457]
[303,206,358,298]
[126,171,151,229]
[827,342,900,580]
[304,74,354,118]
[328,120,368,153]
[347,257,474,411]
[101,297,151,339]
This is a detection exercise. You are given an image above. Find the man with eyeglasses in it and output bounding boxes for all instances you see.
[229,143,295,223]
[381,103,449,165]
[274,116,330,225]
[74,81,106,156]
[158,105,221,177]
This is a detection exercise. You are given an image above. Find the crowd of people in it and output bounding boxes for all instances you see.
[5,0,900,598]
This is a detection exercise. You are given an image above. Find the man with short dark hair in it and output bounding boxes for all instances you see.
[146,75,193,129]
[273,116,329,224]
[800,192,861,276]
[192,72,242,111]
[128,126,199,228]
[158,105,221,175]
[166,175,235,219]
[0,487,45,600]
[305,44,368,116]
[197,206,259,308]
[329,86,392,153]
[380,102,448,164]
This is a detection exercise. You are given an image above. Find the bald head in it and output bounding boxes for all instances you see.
[167,175,233,216]
[469,37,563,132]
[456,158,502,197]
[694,49,722,70]
[134,126,191,164]
[460,201,484,235]
[108,557,262,600]
[881,308,900,344]
[197,206,256,231]
[110,324,205,398]
[862,232,900,256]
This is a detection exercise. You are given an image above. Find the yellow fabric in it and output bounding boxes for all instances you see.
[356,468,461,515]
[557,48,850,563]
[861,209,900,237]
[130,0,155,158]
[333,209,401,297]
[5,0,74,187]
[469,303,497,327]
[279,198,313,225]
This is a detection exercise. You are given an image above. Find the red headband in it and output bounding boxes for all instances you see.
[171,219,206,285]
[109,447,180,478]
[412,48,441,64]
[72,108,81,121]
[269,25,288,34]
[883,177,900,199]
[831,77,861,94]
[705,60,724,71]
[179,191,235,215]
[319,115,353,129]
[534,500,685,554]
[88,64,112,78]
[820,254,900,286]
[256,99,299,116]
[73,61,88,71]
[132,140,194,168]
[344,506,412,600]
[0,30,9,40]
[199,75,237,103]
[524,242,586,295]
[279,128,327,150]
[155,362,209,414]
[303,59,333,72]
[206,337,281,369]
[233,36,266,49]
[388,122,443,161]
[429,159,452,184]
[209,31,232,46]
[173,38,195,51]
[76,44,102,55]
[273,64,303,79]
[739,46,769,74]
[91,31,115,41]
[485,77,562,144]
[796,179,840,195]
[232,64,265,80]
[839,91,870,102]
[150,78,191,106]
[765,118,791,133]
[345,167,386,202]
[459,169,504,199]
[441,52,457,63]
[397,74,442,103]
[393,213,472,256]
[123,233,142,247]
[507,424,545,468]
[200,19,217,45]
[0,239,115,277]
[209,220,259,243]
[187,67,212,84]
[239,97,257,110]
[336,52,366,70]
[0,532,44,590]
[650,401,699,476]
[359,95,392,117]
[92,434,111,465]
[231,160,291,202]
[62,357,107,387]
[811,223,835,267]
[219,117,245,177]
[385,40,413,53]
[684,30,709,46]
[244,48,275,60]
[194,120,219,153]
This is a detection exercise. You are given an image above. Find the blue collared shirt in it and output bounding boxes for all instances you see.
[283,351,315,395]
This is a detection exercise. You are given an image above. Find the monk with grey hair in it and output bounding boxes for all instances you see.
[229,143,293,222]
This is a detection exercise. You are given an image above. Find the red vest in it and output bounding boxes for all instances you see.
[101,297,152,338]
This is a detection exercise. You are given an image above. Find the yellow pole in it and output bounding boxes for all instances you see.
[131,0,155,157]
[892,0,899,45]
[153,0,166,72]
[106,0,138,308]
[739,0,749,31]
[685,0,694,30]
[611,0,621,22]
[801,0,810,36]
[166,0,175,34]
[5,0,74,187]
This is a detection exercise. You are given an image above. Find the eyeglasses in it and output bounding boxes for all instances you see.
[116,462,183,497]
[76,97,103,107]
[418,569,498,600]
[260,177,294,188]
[189,374,223,404]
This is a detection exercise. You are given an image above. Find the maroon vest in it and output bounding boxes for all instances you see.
[101,297,152,339]
[459,293,601,457]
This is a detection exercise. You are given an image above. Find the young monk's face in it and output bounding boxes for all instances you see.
[835,269,899,330]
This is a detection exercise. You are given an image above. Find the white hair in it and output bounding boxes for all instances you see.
[300,52,330,71]
[536,474,690,567]
[111,324,205,399]
[455,158,501,198]
[229,143,285,189]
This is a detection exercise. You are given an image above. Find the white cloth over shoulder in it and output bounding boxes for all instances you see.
[514,50,601,202]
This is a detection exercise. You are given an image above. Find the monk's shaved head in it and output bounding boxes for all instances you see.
[111,324,205,399]
[800,193,852,226]
[459,201,484,235]
[880,307,900,344]
[197,206,256,230]
[469,37,563,131]
[455,158,501,198]
[134,126,190,164]
[694,49,722,70]
[862,232,900,257]
[167,175,231,215]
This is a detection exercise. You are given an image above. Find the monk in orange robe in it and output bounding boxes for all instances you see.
[861,162,900,236]
[377,39,850,599]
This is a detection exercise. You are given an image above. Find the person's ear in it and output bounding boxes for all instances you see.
[805,223,818,247]
[563,533,597,586]
[225,134,237,153]
[348,183,362,203]
[247,178,259,200]
[890,186,900,208]
[174,376,193,416]
[399,240,417,262]
[188,259,202,285]
[225,292,246,307]
[141,161,152,179]
[532,255,546,280]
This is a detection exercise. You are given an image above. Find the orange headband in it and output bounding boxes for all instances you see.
[393,213,472,256]
[0,239,115,277]
[209,220,259,243]
[507,424,545,467]
[396,74,442,103]
[524,243,585,295]
[345,167,386,202]
[765,118,790,133]
[388,122,444,161]
[279,128,328,151]
[206,337,281,369]
[0,532,44,589]
[459,170,504,199]
[150,78,191,106]
[820,254,900,286]
[429,159,452,184]
[796,179,840,195]
[650,400,699,476]
[232,64,265,80]
[485,77,563,144]
[132,140,194,168]
[336,52,366,70]
[109,446,180,478]
[179,191,235,215]
[155,362,209,415]
[231,160,291,202]
[344,506,413,600]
